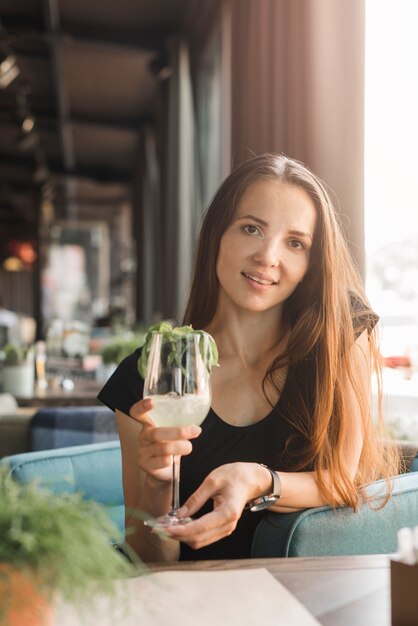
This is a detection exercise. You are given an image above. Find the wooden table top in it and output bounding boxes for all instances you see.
[149,554,392,626]
[15,379,102,407]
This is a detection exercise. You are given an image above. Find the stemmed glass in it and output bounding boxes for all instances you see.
[143,331,211,529]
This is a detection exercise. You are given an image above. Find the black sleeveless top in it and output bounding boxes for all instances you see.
[98,302,377,561]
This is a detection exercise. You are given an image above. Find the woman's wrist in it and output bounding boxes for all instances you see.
[234,462,275,502]
[245,464,282,511]
[142,474,172,516]
[250,463,278,499]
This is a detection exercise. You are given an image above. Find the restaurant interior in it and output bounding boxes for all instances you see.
[0,1,417,625]
[0,0,369,399]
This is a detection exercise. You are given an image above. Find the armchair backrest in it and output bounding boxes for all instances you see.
[0,440,124,534]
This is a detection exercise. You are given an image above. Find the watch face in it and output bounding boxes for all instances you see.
[250,495,278,512]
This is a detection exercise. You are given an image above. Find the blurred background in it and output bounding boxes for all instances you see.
[0,0,417,422]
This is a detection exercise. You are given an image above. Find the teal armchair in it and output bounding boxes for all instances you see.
[2,441,418,557]
[1,441,124,534]
[251,471,418,557]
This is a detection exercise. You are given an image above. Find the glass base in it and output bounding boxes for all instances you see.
[144,511,193,531]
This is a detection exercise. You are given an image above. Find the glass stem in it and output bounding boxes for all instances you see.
[170,454,181,515]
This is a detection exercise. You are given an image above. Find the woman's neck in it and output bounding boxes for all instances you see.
[205,307,288,367]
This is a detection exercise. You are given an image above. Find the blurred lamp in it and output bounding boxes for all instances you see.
[18,117,38,152]
[0,53,19,88]
[22,115,35,133]
[3,256,24,271]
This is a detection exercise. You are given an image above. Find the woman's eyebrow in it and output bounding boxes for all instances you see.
[288,229,313,242]
[236,213,268,226]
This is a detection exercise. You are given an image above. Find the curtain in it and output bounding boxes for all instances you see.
[230,0,366,276]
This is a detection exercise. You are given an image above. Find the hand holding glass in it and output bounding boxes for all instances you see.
[143,332,211,528]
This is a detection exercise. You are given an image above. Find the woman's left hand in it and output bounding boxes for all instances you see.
[166,462,265,549]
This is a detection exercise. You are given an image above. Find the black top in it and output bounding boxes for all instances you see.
[98,299,377,561]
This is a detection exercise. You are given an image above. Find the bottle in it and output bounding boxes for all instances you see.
[35,341,47,389]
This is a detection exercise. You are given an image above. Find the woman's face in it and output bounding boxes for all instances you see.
[216,179,317,316]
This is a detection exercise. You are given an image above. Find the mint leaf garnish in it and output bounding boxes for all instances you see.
[137,322,219,378]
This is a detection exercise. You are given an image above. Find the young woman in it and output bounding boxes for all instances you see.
[98,154,399,563]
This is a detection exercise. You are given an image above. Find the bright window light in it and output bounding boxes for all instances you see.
[365,0,418,362]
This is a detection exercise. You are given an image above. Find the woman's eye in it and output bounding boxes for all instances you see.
[243,225,260,236]
[289,239,305,250]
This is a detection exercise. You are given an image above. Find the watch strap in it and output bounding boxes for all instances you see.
[245,464,281,512]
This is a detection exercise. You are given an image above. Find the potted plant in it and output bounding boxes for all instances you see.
[98,332,146,382]
[1,343,35,397]
[0,466,136,625]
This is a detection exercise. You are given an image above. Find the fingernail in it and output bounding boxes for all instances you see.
[177,505,188,516]
[190,425,202,436]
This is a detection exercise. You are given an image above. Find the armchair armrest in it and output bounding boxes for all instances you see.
[252,472,418,558]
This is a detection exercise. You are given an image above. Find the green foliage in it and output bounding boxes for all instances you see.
[0,466,137,613]
[2,343,34,366]
[137,321,219,378]
[101,334,146,365]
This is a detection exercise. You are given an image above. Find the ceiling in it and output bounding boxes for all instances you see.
[0,0,201,236]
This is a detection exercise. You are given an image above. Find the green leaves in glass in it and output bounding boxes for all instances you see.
[137,322,219,378]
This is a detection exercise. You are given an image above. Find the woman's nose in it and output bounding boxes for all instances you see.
[253,240,281,267]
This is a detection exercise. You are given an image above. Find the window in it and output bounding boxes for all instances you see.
[365,0,418,363]
[41,221,110,327]
[365,0,418,437]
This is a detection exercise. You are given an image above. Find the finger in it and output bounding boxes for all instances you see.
[129,398,154,425]
[141,424,202,444]
[175,475,218,517]
[168,512,239,549]
[169,510,226,537]
[185,523,235,549]
[139,439,194,460]
[178,526,233,549]
[138,454,173,471]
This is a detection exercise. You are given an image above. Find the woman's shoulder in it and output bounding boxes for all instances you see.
[349,291,379,337]
[97,346,144,415]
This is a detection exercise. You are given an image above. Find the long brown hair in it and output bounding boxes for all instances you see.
[183,154,400,509]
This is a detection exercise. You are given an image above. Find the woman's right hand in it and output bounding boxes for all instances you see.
[129,398,202,484]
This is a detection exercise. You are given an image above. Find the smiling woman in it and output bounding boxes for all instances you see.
[98,153,400,564]
[215,180,316,316]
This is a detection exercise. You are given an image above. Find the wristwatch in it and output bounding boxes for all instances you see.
[246,464,281,512]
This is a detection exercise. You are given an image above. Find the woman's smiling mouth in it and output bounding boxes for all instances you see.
[241,272,277,286]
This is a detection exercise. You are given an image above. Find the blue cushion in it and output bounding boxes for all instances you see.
[252,472,418,557]
[1,441,124,534]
